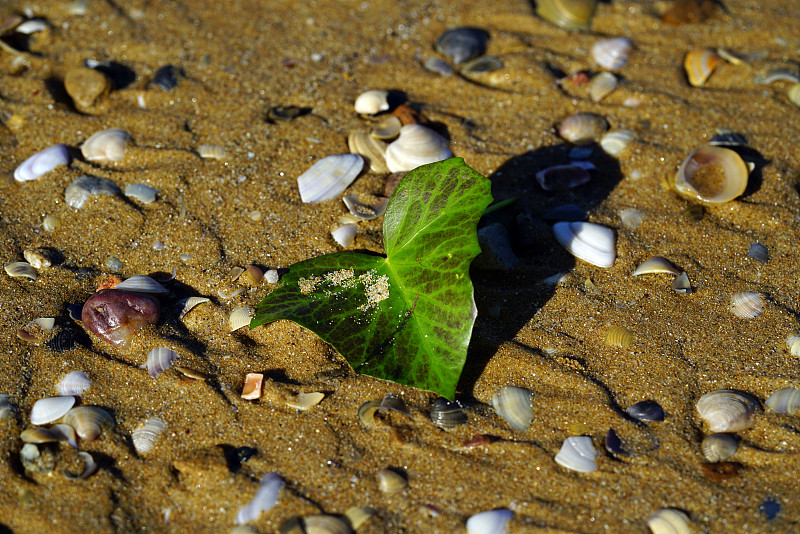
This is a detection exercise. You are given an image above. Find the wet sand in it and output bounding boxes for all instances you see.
[1,0,800,532]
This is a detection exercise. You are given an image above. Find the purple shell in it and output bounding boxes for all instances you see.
[14,144,71,182]
[82,289,160,346]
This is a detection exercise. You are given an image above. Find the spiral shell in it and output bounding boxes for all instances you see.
[701,433,738,462]
[491,386,533,431]
[684,49,722,87]
[729,291,764,319]
[554,435,598,473]
[146,347,178,378]
[696,389,759,432]
[674,145,748,204]
[765,387,800,414]
[647,508,691,534]
[384,125,452,173]
[81,129,130,164]
[536,0,597,30]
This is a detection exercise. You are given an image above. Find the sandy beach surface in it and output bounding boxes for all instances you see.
[1,0,800,532]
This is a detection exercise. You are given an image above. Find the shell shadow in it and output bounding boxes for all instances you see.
[458,143,625,398]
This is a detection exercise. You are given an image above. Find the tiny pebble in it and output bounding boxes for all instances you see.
[265,270,279,283]
[105,256,124,271]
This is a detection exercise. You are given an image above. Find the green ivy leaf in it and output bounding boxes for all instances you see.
[250,158,492,399]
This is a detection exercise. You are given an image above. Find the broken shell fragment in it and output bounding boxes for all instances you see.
[14,144,70,182]
[241,373,264,400]
[604,325,634,349]
[370,116,402,140]
[729,291,764,319]
[765,387,800,414]
[671,272,692,294]
[674,145,749,204]
[343,195,389,221]
[197,144,227,160]
[347,131,389,173]
[491,386,533,431]
[684,49,722,87]
[552,221,616,268]
[81,129,130,164]
[555,435,598,473]
[557,113,608,145]
[466,509,514,534]
[229,306,254,332]
[331,224,357,248]
[82,289,161,346]
[21,424,78,448]
[384,124,452,173]
[354,90,390,115]
[147,347,179,378]
[297,154,364,203]
[429,397,468,430]
[633,257,681,276]
[536,0,597,30]
[235,472,283,525]
[701,433,738,462]
[65,175,120,209]
[177,296,210,320]
[64,451,98,480]
[57,371,91,397]
[5,261,37,281]
[23,248,51,269]
[376,468,407,494]
[696,389,759,433]
[358,394,412,426]
[132,416,167,454]
[30,396,76,425]
[115,275,169,294]
[285,392,325,411]
[62,406,114,442]
[647,509,691,534]
[618,208,644,229]
[592,38,631,70]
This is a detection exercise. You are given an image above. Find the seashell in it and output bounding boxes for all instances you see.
[604,326,635,349]
[672,274,692,295]
[748,243,769,263]
[789,83,800,107]
[348,131,389,172]
[174,366,208,380]
[229,306,254,331]
[65,175,119,209]
[434,27,490,64]
[696,389,759,433]
[266,104,310,123]
[358,394,412,427]
[786,335,800,357]
[701,433,738,462]
[18,317,55,343]
[544,203,588,221]
[242,265,263,284]
[684,49,722,87]
[42,214,61,232]
[0,394,16,420]
[5,261,37,281]
[343,507,376,530]
[16,19,49,34]
[64,451,98,480]
[115,274,169,294]
[674,145,748,204]
[589,71,618,102]
[536,0,597,30]
[241,373,264,400]
[552,221,616,268]
[535,162,594,191]
[301,515,353,534]
[466,509,513,534]
[131,416,167,454]
[82,289,161,347]
[23,248,51,269]
[429,397,468,430]
[150,65,182,91]
[384,124,453,173]
[626,400,665,422]
[147,347,179,378]
[605,427,626,455]
[376,468,407,494]
[343,195,389,221]
[57,371,91,397]
[461,55,504,74]
[729,291,764,319]
[755,68,800,85]
[125,183,158,204]
[218,287,244,299]
[21,424,78,448]
[197,144,227,160]
[47,327,86,353]
[491,386,533,431]
[647,508,691,534]
[370,116,402,140]
[30,396,76,425]
[285,392,325,411]
[354,90,390,115]
[81,129,130,164]
[423,56,454,77]
[62,406,115,442]
[555,435,598,473]
[633,257,681,276]
[557,113,608,145]
[600,129,634,157]
[297,154,364,203]
[592,38,632,70]
[331,225,356,248]
[14,144,70,182]
[178,296,210,320]
[618,208,644,229]
[765,387,800,414]
[20,443,56,475]
[235,472,284,525]
[229,266,246,282]
[709,129,747,147]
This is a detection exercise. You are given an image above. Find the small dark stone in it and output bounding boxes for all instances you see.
[626,400,665,422]
[435,27,490,64]
[759,496,781,520]
[81,289,160,346]
[748,243,769,263]
[266,105,311,123]
[544,203,589,221]
[150,65,183,91]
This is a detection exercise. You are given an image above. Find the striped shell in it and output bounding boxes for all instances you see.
[633,257,681,276]
[684,49,722,87]
[552,221,616,268]
[30,396,76,425]
[554,435,598,473]
[21,424,78,448]
[297,154,364,203]
[177,296,210,320]
[674,145,748,204]
[229,306,254,331]
[62,406,115,442]
[491,386,533,431]
[81,129,130,164]
[765,387,800,414]
[56,371,91,397]
[384,125,452,173]
[132,416,167,454]
[647,508,691,534]
[115,275,169,294]
[729,291,764,319]
[701,433,738,462]
[146,347,178,378]
[5,261,37,281]
[347,131,389,173]
[604,326,635,349]
[536,0,597,30]
[696,389,759,432]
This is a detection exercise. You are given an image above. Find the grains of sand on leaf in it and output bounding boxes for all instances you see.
[298,268,389,311]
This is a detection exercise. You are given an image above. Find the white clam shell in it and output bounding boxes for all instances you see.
[647,508,691,534]
[589,71,618,102]
[62,406,114,442]
[30,396,76,425]
[65,175,120,209]
[331,224,357,248]
[81,129,130,164]
[701,433,738,462]
[177,296,210,320]
[674,146,748,204]
[56,371,92,397]
[115,274,169,294]
[491,386,533,431]
[592,37,632,70]
[384,124,453,173]
[696,389,759,432]
[600,129,635,157]
[765,387,800,414]
[125,183,158,204]
[5,261,38,281]
[786,335,800,357]
[633,257,681,276]
[729,291,764,319]
[354,89,390,115]
[14,144,71,182]
[555,435,598,473]
[147,347,179,378]
[229,306,254,331]
[466,509,514,534]
[552,221,616,268]
[376,468,407,494]
[297,154,364,203]
[235,472,284,525]
[132,416,167,454]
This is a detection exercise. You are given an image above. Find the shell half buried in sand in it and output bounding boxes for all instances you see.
[552,221,616,268]
[696,389,759,433]
[555,435,598,473]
